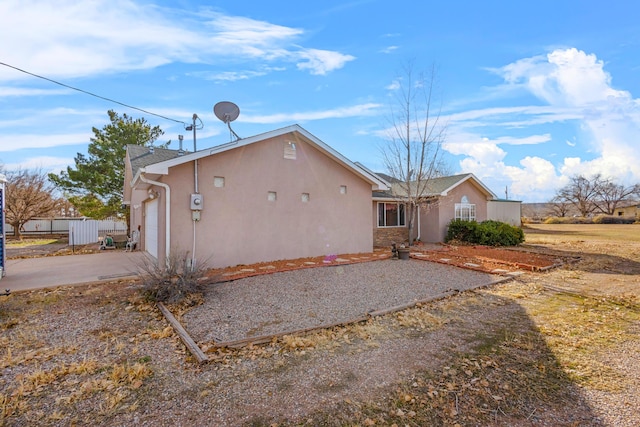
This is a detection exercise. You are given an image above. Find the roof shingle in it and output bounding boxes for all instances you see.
[127,145,184,176]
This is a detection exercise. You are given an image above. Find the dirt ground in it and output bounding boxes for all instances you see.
[1,226,639,426]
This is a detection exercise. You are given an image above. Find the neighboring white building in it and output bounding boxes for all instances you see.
[488,199,522,226]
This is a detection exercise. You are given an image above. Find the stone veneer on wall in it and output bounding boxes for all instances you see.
[373,227,409,247]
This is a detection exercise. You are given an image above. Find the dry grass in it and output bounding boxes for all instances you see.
[516,291,639,391]
[2,224,639,426]
[524,223,640,244]
[236,226,640,426]
[394,305,450,330]
[5,239,60,248]
[280,280,639,426]
[0,281,161,426]
[2,360,153,426]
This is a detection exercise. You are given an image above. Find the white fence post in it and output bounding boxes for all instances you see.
[69,220,99,245]
[5,217,128,237]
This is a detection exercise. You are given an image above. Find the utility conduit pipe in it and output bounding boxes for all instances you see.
[192,158,198,270]
[139,172,171,265]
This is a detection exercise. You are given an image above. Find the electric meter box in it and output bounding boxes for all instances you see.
[190,193,203,210]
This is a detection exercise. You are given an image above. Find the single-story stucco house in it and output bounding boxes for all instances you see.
[370,172,522,246]
[124,124,520,268]
[124,125,389,268]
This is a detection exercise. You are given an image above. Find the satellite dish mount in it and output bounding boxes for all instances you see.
[214,101,241,141]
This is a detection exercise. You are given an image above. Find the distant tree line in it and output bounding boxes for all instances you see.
[550,174,640,217]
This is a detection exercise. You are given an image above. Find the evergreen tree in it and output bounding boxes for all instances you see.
[49,110,166,218]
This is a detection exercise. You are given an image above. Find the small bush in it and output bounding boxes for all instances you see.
[446,219,524,246]
[445,219,477,243]
[138,251,208,304]
[592,215,636,224]
[544,216,593,224]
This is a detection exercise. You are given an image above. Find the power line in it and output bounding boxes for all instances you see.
[0,61,188,126]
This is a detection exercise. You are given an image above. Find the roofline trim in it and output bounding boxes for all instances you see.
[142,124,389,190]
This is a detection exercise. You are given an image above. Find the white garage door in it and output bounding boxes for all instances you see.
[145,199,159,259]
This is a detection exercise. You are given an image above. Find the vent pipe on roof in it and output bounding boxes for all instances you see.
[178,135,185,156]
[149,145,155,154]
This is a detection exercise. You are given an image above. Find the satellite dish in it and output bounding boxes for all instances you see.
[214,101,240,124]
[213,101,241,141]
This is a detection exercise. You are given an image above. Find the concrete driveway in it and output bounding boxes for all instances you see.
[1,251,147,293]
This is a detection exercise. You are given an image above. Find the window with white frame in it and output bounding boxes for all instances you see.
[455,196,476,221]
[377,202,406,227]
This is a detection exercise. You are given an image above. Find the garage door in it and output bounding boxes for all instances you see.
[145,199,158,259]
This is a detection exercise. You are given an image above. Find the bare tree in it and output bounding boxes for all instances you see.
[554,174,640,217]
[593,178,640,215]
[381,62,448,245]
[549,195,572,217]
[3,168,59,239]
[556,175,603,217]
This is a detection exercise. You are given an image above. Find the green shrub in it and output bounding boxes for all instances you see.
[445,219,478,243]
[446,219,524,246]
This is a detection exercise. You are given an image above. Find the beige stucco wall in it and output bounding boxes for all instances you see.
[420,180,491,243]
[487,200,522,226]
[128,188,148,247]
[148,133,374,268]
[613,205,639,218]
[124,152,147,244]
[419,200,441,243]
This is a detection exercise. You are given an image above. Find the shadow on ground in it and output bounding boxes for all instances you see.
[237,290,604,426]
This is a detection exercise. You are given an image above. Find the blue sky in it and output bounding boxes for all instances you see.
[1,0,639,202]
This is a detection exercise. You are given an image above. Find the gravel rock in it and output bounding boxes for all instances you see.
[183,259,502,343]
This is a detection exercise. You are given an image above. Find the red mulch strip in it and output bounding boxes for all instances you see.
[202,245,562,282]
[204,248,392,282]
[410,244,561,272]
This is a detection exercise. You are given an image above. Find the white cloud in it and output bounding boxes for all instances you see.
[492,134,551,145]
[446,141,506,165]
[445,105,582,128]
[188,70,270,82]
[0,133,90,152]
[444,130,551,148]
[243,103,382,124]
[3,156,74,173]
[504,157,559,198]
[295,49,356,75]
[497,48,628,107]
[205,14,303,56]
[380,46,399,54]
[0,0,353,83]
[0,86,70,97]
[386,80,401,91]
[448,48,640,202]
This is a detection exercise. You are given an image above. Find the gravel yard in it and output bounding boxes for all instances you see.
[185,259,503,344]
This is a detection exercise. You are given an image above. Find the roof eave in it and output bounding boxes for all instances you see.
[138,124,390,191]
[441,173,497,199]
